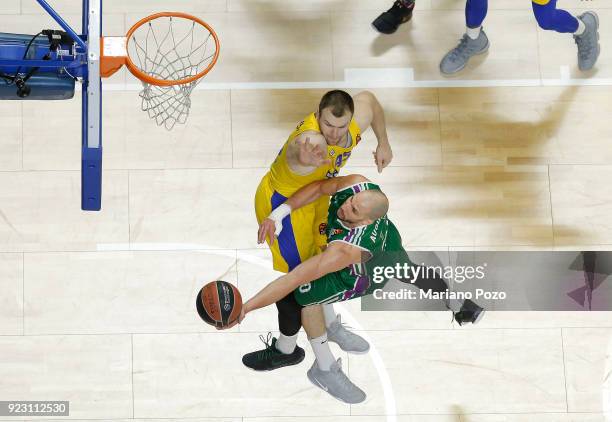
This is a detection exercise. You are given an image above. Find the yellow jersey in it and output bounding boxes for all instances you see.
[268,112,362,197]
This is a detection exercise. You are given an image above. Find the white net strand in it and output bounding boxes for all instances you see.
[128,16,217,130]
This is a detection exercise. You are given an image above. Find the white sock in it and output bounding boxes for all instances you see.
[322,304,337,328]
[310,333,336,371]
[276,332,298,354]
[574,18,586,36]
[466,26,481,40]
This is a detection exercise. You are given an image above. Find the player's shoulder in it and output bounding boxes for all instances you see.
[335,174,372,192]
[352,91,377,130]
[353,90,374,102]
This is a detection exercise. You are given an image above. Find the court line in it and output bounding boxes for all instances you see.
[605,334,612,421]
[335,302,397,422]
[99,66,612,91]
[98,242,399,422]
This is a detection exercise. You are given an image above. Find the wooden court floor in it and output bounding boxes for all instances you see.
[1,1,611,421]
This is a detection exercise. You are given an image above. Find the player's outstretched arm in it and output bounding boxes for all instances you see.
[353,91,393,173]
[286,174,367,210]
[286,132,330,168]
[257,174,368,244]
[240,242,362,321]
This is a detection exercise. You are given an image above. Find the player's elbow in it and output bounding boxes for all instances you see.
[347,174,369,185]
[356,90,376,101]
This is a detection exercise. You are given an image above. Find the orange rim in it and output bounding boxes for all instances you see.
[124,11,220,87]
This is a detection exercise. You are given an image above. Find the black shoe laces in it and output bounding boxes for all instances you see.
[391,0,414,12]
[256,332,279,360]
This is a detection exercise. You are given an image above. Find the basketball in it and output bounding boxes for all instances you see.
[196,280,242,328]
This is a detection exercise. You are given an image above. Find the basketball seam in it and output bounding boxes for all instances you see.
[216,281,224,327]
[200,289,217,326]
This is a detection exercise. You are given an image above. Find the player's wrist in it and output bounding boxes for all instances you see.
[242,300,253,315]
[376,136,390,147]
[268,203,291,224]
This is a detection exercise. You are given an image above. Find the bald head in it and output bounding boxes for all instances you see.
[359,190,389,221]
[337,187,389,227]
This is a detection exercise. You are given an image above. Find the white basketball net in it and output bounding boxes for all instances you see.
[128,16,218,130]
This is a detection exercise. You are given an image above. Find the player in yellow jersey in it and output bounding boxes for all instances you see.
[247,90,392,369]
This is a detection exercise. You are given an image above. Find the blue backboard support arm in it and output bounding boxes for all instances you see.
[81,0,102,211]
[35,0,87,51]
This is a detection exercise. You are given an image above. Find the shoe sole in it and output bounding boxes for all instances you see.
[473,308,485,325]
[440,38,490,75]
[578,11,600,71]
[344,348,370,355]
[307,369,366,404]
[328,339,371,355]
[338,346,370,355]
[371,22,398,35]
[242,352,305,372]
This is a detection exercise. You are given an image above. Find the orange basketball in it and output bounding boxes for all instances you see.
[196,281,242,328]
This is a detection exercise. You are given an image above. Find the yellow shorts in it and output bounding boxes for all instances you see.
[255,173,329,273]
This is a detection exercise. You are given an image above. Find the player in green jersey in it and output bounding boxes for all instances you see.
[228,174,484,403]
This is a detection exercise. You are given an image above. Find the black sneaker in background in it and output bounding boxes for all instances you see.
[372,0,415,34]
[242,332,306,371]
[454,299,485,326]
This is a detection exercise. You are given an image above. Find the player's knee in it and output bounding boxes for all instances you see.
[276,293,303,326]
[277,305,302,336]
[533,5,556,30]
[534,14,556,30]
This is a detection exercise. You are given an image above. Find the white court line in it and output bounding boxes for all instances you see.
[98,66,612,91]
[335,302,397,422]
[97,242,398,422]
[605,333,612,422]
[560,65,571,81]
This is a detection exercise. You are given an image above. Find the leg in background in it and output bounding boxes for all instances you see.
[532,0,600,71]
[323,302,371,354]
[372,0,416,35]
[440,0,490,75]
[302,304,367,404]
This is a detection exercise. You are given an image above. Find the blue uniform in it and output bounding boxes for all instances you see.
[466,0,578,33]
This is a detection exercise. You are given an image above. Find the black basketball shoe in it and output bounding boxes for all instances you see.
[454,299,485,326]
[372,0,415,34]
[242,332,305,371]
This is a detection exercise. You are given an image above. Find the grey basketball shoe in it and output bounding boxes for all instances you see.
[326,315,370,354]
[574,12,600,71]
[307,358,366,404]
[440,30,489,75]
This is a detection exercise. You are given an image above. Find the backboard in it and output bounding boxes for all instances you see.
[0,1,218,211]
[81,0,103,211]
[16,0,103,210]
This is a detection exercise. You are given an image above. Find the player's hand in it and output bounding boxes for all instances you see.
[258,218,278,245]
[373,142,393,173]
[217,307,245,330]
[298,137,330,167]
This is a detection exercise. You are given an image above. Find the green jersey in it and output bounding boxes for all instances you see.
[294,181,406,306]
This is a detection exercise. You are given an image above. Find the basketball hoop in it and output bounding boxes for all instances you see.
[101,12,220,130]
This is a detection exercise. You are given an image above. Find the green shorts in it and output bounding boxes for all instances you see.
[294,222,411,306]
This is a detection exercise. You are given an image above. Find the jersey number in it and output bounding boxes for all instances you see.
[299,283,312,293]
